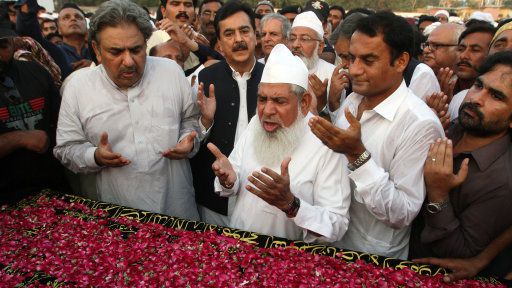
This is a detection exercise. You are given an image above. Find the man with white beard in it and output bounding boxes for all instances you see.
[289,11,336,116]
[205,44,350,243]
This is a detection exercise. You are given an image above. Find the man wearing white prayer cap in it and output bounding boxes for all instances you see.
[289,11,336,117]
[434,9,449,23]
[206,44,351,243]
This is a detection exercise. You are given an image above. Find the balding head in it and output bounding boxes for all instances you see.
[423,23,465,74]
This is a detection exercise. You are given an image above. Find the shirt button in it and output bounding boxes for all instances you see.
[228,122,232,126]
[130,99,135,103]
[231,102,235,106]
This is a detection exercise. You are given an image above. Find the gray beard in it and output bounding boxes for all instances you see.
[250,112,307,168]
[299,52,319,71]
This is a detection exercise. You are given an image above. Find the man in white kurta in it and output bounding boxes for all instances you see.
[209,44,351,243]
[53,1,200,220]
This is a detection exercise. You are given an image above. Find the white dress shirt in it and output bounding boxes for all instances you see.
[449,89,468,121]
[54,57,201,220]
[333,81,444,259]
[409,63,441,101]
[214,114,351,244]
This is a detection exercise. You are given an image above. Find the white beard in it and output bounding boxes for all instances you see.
[250,111,308,168]
[299,52,319,71]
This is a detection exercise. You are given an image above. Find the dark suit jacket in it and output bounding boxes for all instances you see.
[191,60,264,215]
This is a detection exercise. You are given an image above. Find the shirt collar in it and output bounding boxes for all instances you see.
[369,80,408,122]
[229,57,256,80]
[456,132,511,171]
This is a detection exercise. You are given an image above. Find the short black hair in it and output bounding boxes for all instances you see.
[417,15,436,28]
[160,0,198,9]
[346,7,374,18]
[497,18,512,29]
[478,51,512,75]
[214,0,255,40]
[329,5,345,19]
[199,0,224,14]
[458,24,496,44]
[354,11,413,64]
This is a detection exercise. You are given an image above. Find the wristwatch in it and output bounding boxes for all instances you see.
[426,199,449,214]
[347,150,371,171]
[282,196,300,218]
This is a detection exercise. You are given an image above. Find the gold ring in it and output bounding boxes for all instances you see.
[431,158,436,162]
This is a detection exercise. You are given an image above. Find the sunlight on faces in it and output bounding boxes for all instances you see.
[456,32,493,80]
[253,83,309,167]
[161,0,195,25]
[290,26,323,70]
[58,8,87,37]
[261,18,286,57]
[490,30,512,55]
[92,23,147,90]
[423,25,459,73]
[459,65,512,137]
[218,11,256,65]
[348,31,408,98]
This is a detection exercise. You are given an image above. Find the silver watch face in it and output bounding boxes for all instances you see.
[426,203,441,214]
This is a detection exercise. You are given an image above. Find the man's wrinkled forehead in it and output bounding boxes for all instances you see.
[59,7,84,19]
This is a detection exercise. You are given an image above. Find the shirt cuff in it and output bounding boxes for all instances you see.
[424,201,459,230]
[348,158,383,199]
[293,199,332,239]
[85,146,101,169]
[198,117,213,136]
[213,176,239,197]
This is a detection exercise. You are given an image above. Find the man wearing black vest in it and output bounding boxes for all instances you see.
[191,1,264,226]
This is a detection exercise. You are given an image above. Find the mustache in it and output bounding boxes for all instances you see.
[457,60,474,68]
[459,101,484,119]
[120,67,136,74]
[175,11,189,20]
[232,41,248,52]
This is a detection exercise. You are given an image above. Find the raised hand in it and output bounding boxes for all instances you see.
[246,157,294,211]
[328,63,350,112]
[207,143,236,188]
[426,92,449,117]
[414,257,483,283]
[424,138,469,202]
[162,131,197,159]
[309,108,365,162]
[309,74,329,111]
[94,132,131,167]
[437,67,456,101]
[197,82,216,130]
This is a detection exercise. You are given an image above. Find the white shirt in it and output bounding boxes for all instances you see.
[54,57,201,220]
[214,115,351,244]
[449,89,468,121]
[333,81,444,259]
[409,63,440,101]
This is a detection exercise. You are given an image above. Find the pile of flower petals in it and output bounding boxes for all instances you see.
[0,197,505,287]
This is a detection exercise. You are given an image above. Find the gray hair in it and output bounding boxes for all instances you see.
[89,0,153,44]
[260,13,291,40]
[328,12,367,46]
[290,84,306,101]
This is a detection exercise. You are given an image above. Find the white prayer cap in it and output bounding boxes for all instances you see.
[260,44,308,90]
[291,11,323,38]
[469,11,496,26]
[423,21,441,36]
[434,10,449,19]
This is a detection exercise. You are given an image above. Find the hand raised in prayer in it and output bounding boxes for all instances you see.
[20,130,49,154]
[424,138,469,202]
[197,82,216,130]
[437,67,456,101]
[94,132,131,167]
[328,63,350,112]
[207,143,236,189]
[246,157,294,211]
[309,74,328,112]
[413,256,485,283]
[159,19,189,46]
[162,131,197,159]
[308,108,365,163]
[426,91,449,117]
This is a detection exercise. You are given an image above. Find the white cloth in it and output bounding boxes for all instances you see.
[409,63,440,101]
[310,58,336,107]
[257,58,265,64]
[449,89,468,121]
[292,11,324,38]
[333,81,444,259]
[54,57,200,220]
[214,114,351,244]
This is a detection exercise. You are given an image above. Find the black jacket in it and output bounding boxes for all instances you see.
[190,60,264,215]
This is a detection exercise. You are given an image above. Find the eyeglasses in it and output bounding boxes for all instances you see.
[288,35,322,45]
[421,41,457,51]
[201,10,217,18]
